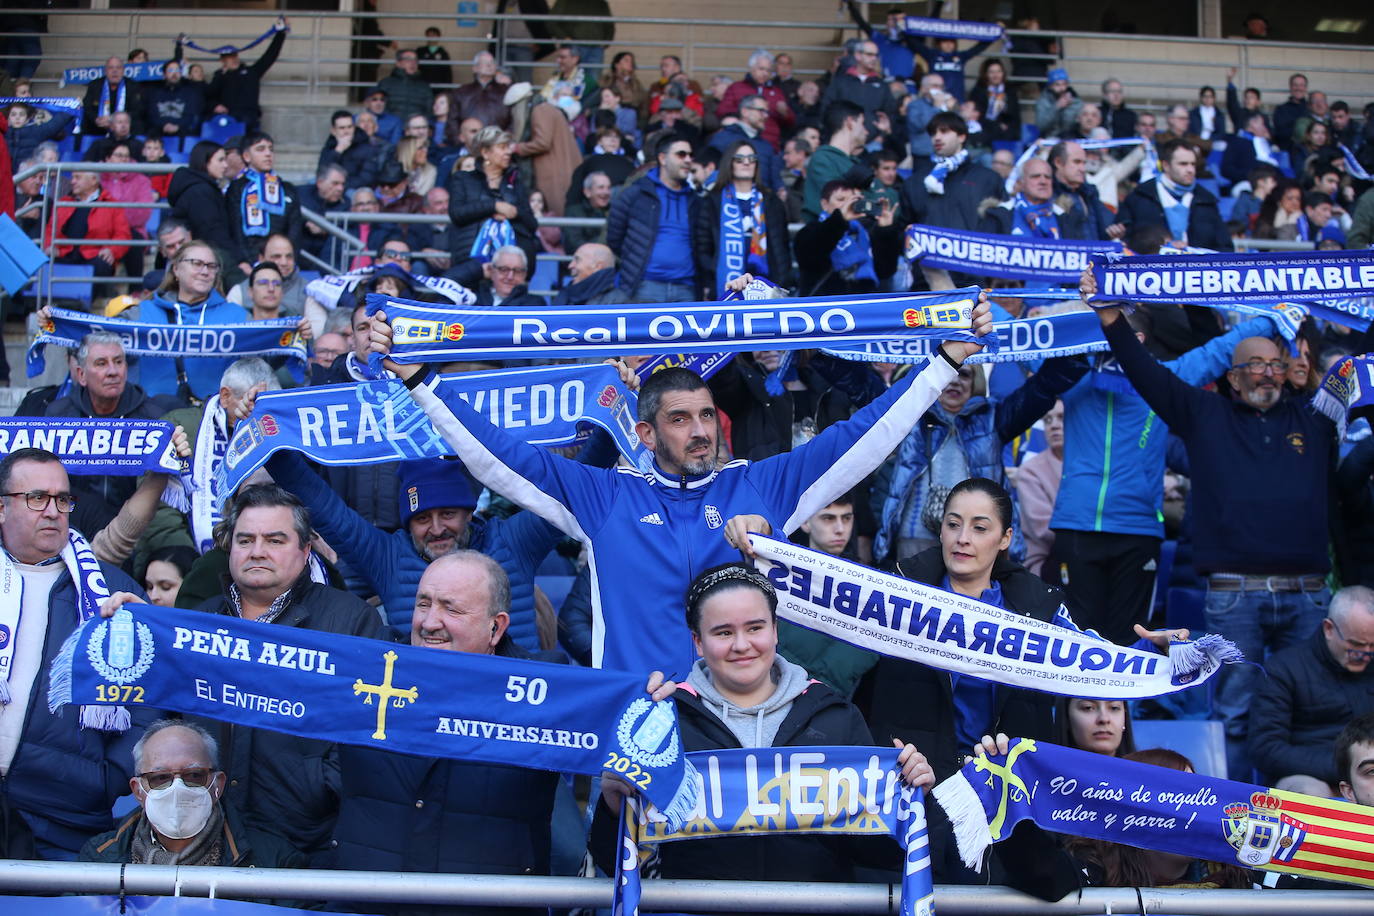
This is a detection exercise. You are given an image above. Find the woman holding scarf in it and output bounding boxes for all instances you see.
[694,139,792,298]
[594,563,941,886]
[969,59,1020,146]
[445,125,537,274]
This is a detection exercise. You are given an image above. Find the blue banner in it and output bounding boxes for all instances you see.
[905,225,1120,283]
[1308,297,1374,332]
[217,363,648,502]
[634,351,734,381]
[28,307,308,382]
[827,309,1106,365]
[899,15,1004,42]
[618,746,933,916]
[933,738,1374,888]
[0,899,364,916]
[60,61,169,87]
[370,289,991,364]
[49,603,700,829]
[0,418,186,476]
[1089,250,1374,305]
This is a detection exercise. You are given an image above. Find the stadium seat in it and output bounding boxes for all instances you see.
[530,256,560,297]
[1132,718,1228,778]
[1020,123,1039,146]
[55,133,78,157]
[1166,586,1206,633]
[1152,540,1176,618]
[167,150,190,165]
[297,269,322,286]
[1197,177,1220,199]
[1274,149,1294,178]
[26,261,95,306]
[201,114,246,144]
[1217,196,1236,222]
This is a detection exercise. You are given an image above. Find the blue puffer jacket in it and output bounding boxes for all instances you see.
[2,561,146,858]
[1050,316,1276,538]
[605,168,703,294]
[267,450,563,645]
[871,357,1089,564]
[129,291,249,401]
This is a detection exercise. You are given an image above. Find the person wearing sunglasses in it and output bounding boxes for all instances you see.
[696,138,791,298]
[80,720,302,877]
[705,97,783,192]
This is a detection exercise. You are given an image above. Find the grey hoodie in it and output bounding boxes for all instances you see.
[686,654,812,748]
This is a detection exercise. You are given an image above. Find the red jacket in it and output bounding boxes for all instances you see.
[46,191,131,261]
[0,110,14,218]
[716,77,794,151]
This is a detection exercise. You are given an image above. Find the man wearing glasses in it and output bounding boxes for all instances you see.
[706,98,783,191]
[821,38,898,150]
[1084,269,1374,780]
[1250,586,1374,799]
[0,448,144,859]
[81,720,302,875]
[476,245,545,307]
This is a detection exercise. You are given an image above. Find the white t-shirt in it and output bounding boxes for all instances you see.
[0,562,61,775]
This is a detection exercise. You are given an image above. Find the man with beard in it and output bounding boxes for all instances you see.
[1082,267,1374,781]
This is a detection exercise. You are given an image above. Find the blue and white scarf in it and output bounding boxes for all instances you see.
[1340,143,1372,182]
[1237,130,1279,167]
[305,267,476,311]
[615,746,933,916]
[97,79,127,121]
[181,23,284,57]
[3,528,127,731]
[1005,137,1159,195]
[1009,194,1059,238]
[924,148,969,195]
[469,217,515,264]
[905,225,1119,283]
[1156,176,1195,243]
[830,219,878,286]
[722,277,797,395]
[190,396,232,554]
[899,15,1004,42]
[1089,250,1374,305]
[934,738,1374,888]
[50,602,700,828]
[634,352,734,382]
[240,168,285,237]
[827,307,1105,366]
[216,363,648,504]
[372,288,991,364]
[1313,354,1374,439]
[748,534,1241,699]
[716,191,768,297]
[60,62,165,88]
[28,307,308,382]
[0,418,187,488]
[0,96,83,117]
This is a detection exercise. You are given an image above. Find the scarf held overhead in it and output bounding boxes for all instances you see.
[905,225,1120,284]
[933,737,1374,889]
[827,307,1106,366]
[615,746,934,916]
[59,62,166,87]
[747,534,1241,700]
[1313,354,1374,439]
[899,15,1004,41]
[28,307,308,381]
[49,602,699,829]
[371,288,991,364]
[216,362,649,504]
[1089,250,1374,305]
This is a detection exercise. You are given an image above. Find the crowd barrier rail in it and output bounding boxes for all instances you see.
[0,860,1372,914]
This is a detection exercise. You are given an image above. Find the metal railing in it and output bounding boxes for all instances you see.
[0,861,1370,914]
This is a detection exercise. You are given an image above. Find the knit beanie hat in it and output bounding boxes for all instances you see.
[397,458,476,526]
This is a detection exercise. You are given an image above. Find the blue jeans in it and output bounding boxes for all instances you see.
[1204,583,1329,780]
[632,279,696,303]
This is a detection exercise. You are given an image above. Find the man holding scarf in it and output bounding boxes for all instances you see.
[979,156,1087,239]
[225,130,304,275]
[1119,139,1232,251]
[0,448,144,859]
[81,56,144,137]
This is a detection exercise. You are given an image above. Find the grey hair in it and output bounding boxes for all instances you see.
[582,170,610,192]
[214,483,313,551]
[133,718,220,771]
[919,73,944,93]
[1101,77,1122,93]
[1168,103,1189,118]
[156,217,190,240]
[76,331,126,365]
[219,357,280,399]
[747,50,774,70]
[1330,586,1374,627]
[316,162,348,184]
[472,50,495,67]
[491,245,527,269]
[33,140,59,159]
[432,550,511,616]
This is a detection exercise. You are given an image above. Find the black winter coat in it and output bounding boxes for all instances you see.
[1118,179,1234,251]
[695,188,793,294]
[224,172,305,265]
[193,573,389,859]
[855,548,1062,781]
[1338,436,1374,588]
[330,639,559,916]
[206,29,285,128]
[605,171,703,294]
[707,356,854,461]
[145,81,203,136]
[794,210,900,297]
[318,136,383,191]
[0,561,145,858]
[1248,629,1374,786]
[167,167,234,256]
[81,77,145,135]
[978,198,1090,241]
[900,158,1004,232]
[445,166,538,274]
[1051,178,1118,242]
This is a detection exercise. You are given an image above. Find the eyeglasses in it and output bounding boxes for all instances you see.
[733,154,758,163]
[253,278,283,288]
[1330,619,1374,656]
[179,257,220,273]
[743,106,768,114]
[491,264,527,275]
[380,250,412,261]
[3,491,77,513]
[137,768,217,790]
[669,150,693,159]
[1231,359,1288,376]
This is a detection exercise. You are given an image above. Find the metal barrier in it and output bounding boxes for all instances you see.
[0,861,1370,914]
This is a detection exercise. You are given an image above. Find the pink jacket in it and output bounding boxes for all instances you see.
[101,171,156,233]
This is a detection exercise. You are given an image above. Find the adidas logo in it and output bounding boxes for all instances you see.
[639,512,665,526]
[1143,559,1158,572]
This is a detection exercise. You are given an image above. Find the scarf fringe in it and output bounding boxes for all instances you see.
[658,758,701,832]
[932,771,991,871]
[45,622,84,714]
[160,476,191,513]
[0,678,10,705]
[1170,633,1244,682]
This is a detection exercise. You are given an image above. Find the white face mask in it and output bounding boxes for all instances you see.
[143,777,215,840]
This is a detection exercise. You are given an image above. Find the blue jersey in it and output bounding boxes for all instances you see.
[406,355,958,674]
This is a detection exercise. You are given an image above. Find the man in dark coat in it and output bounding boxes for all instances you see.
[81,56,144,136]
[331,552,559,916]
[1048,140,1124,242]
[1118,139,1233,251]
[206,19,288,132]
[145,59,203,138]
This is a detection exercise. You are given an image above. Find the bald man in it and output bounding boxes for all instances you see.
[554,243,627,306]
[1085,269,1374,779]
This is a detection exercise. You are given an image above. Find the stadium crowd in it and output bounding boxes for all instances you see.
[2,6,1374,911]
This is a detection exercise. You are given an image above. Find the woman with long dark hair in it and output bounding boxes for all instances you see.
[445,125,538,271]
[1254,177,1302,240]
[167,140,234,258]
[694,138,792,296]
[969,58,1021,144]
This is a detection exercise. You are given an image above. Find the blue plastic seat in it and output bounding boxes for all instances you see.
[200,114,246,144]
[1132,719,1228,778]
[27,261,95,307]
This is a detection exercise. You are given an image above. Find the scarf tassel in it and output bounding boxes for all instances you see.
[160,476,192,513]
[1169,633,1244,682]
[657,759,701,832]
[931,770,992,870]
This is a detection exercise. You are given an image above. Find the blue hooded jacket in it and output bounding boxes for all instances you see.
[129,291,249,401]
